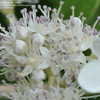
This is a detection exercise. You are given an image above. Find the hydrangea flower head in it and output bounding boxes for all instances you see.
[0,1,100,100]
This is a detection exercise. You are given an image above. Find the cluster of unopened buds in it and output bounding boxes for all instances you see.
[0,1,100,100]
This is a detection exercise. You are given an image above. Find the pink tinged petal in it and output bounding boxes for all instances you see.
[78,60,100,93]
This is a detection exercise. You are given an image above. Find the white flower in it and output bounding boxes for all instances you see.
[78,60,100,93]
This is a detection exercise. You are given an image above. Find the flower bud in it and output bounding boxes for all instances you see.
[40,47,49,57]
[70,17,82,27]
[32,34,45,46]
[15,40,27,54]
[16,26,28,39]
[33,70,45,80]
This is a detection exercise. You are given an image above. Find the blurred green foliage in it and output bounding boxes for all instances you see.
[0,12,9,30]
[40,0,100,29]
[0,0,100,28]
[0,97,10,100]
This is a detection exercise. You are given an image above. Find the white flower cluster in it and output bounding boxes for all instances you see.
[0,1,100,100]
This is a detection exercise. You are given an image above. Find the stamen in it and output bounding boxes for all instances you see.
[52,8,58,22]
[70,6,75,17]
[93,16,100,29]
[60,13,64,20]
[28,11,34,24]
[32,5,37,15]
[38,5,47,17]
[43,5,47,9]
[32,5,37,22]
[32,5,36,9]
[79,12,84,18]
[47,7,51,18]
[97,16,100,20]
[53,8,57,13]
[21,8,28,26]
[82,16,86,24]
[57,1,64,15]
[43,5,49,17]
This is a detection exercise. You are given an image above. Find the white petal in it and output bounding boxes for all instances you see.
[78,60,100,93]
[92,38,100,58]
